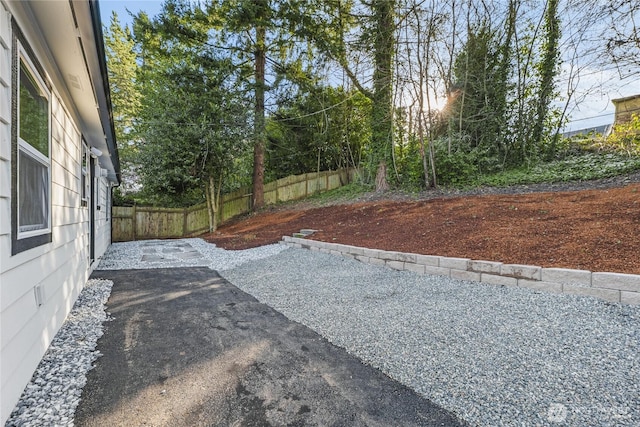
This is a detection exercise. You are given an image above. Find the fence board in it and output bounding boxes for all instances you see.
[112,168,357,242]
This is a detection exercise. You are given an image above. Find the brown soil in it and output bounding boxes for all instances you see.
[201,180,640,275]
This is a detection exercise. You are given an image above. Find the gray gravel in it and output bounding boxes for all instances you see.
[221,248,640,427]
[9,239,639,426]
[5,239,286,427]
[5,279,113,427]
[95,238,286,271]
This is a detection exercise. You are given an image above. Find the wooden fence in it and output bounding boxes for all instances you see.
[112,203,210,242]
[112,168,358,242]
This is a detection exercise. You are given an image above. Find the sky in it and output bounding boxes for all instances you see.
[99,0,163,27]
[98,0,639,132]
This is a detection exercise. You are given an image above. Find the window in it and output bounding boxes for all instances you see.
[11,23,52,255]
[81,141,89,206]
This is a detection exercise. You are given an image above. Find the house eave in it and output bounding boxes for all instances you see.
[6,0,120,184]
[612,94,640,104]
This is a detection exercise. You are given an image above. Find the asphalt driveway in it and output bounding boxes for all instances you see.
[75,267,464,426]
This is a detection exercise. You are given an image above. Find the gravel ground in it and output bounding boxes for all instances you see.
[5,239,286,427]
[95,238,286,271]
[221,248,640,427]
[5,279,113,427]
[8,239,639,426]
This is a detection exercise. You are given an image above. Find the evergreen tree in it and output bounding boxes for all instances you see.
[104,12,142,197]
[132,1,251,229]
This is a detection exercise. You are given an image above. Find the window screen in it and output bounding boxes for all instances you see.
[18,149,49,232]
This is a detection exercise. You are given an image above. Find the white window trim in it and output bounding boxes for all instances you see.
[81,140,89,206]
[16,42,52,240]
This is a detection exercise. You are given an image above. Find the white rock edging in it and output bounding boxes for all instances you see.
[281,236,640,306]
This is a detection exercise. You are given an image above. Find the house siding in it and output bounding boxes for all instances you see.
[0,2,114,423]
[613,95,640,126]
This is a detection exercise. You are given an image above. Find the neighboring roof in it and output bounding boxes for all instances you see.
[7,0,120,184]
[612,94,640,104]
[562,124,612,139]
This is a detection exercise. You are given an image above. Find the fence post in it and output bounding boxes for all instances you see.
[219,197,223,224]
[132,204,137,241]
[183,207,188,236]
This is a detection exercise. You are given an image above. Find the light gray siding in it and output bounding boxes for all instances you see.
[0,2,114,422]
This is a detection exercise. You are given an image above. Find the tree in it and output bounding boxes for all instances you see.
[104,12,142,198]
[532,0,561,155]
[214,0,318,209]
[371,0,396,191]
[601,0,640,76]
[449,25,508,156]
[221,0,269,209]
[267,86,370,178]
[300,0,397,191]
[132,1,251,229]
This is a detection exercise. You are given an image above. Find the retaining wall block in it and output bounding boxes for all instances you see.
[404,262,425,274]
[541,268,592,286]
[518,279,563,294]
[439,257,470,270]
[386,260,405,271]
[345,245,365,256]
[424,266,451,277]
[415,254,440,267]
[368,258,386,267]
[342,253,355,260]
[563,284,620,302]
[334,244,350,254]
[481,273,518,287]
[501,264,542,280]
[355,255,370,264]
[330,250,342,256]
[451,270,481,282]
[282,236,293,242]
[470,260,502,274]
[395,252,418,263]
[592,272,640,293]
[317,241,333,250]
[377,250,396,261]
[620,291,640,306]
[363,248,384,258]
[380,250,416,262]
[303,239,319,248]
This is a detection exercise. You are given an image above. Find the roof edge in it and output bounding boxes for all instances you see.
[612,94,640,104]
[88,0,121,185]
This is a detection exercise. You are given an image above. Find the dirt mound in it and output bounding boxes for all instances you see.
[201,182,640,274]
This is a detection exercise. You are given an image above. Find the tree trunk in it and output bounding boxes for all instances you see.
[534,0,560,157]
[371,0,395,192]
[205,180,214,233]
[252,12,266,210]
[375,161,389,192]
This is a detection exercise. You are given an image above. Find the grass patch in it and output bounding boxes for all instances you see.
[474,152,640,188]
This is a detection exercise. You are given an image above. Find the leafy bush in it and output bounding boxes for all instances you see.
[603,114,640,156]
[434,149,480,185]
[477,152,640,187]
